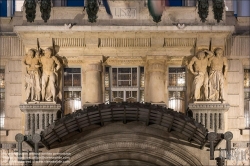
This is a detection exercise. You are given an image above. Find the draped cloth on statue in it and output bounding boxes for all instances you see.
[208,70,224,100]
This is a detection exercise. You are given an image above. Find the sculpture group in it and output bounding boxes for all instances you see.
[23,48,61,103]
[188,48,228,102]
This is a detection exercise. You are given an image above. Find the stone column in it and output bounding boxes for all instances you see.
[85,63,102,104]
[147,57,166,103]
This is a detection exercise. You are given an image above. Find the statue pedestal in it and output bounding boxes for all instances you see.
[19,103,61,135]
[188,102,230,132]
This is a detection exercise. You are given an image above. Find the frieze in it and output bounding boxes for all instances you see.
[188,102,230,110]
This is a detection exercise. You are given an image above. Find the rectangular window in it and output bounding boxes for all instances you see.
[105,66,144,103]
[168,67,186,113]
[244,69,250,128]
[0,68,5,128]
[63,68,81,114]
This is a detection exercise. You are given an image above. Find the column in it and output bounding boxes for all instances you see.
[85,63,102,103]
[237,0,250,16]
[147,59,166,103]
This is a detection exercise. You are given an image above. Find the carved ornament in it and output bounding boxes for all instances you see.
[24,0,36,22]
[188,102,230,110]
[19,104,61,111]
[40,0,51,23]
[212,0,224,23]
[197,0,209,23]
[86,0,99,23]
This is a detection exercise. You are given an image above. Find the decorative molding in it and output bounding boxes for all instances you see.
[164,38,196,47]
[0,37,25,57]
[19,103,61,111]
[85,63,102,72]
[54,38,86,47]
[99,38,151,47]
[105,56,145,65]
[188,102,230,110]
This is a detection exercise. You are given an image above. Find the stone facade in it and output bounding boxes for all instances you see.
[0,1,249,165]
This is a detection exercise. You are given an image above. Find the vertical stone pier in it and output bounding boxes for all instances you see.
[146,56,167,105]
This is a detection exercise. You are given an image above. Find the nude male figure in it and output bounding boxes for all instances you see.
[40,48,61,102]
[23,49,41,102]
[188,49,213,101]
[208,48,228,101]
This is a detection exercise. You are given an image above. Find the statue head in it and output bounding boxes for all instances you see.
[27,49,35,58]
[214,48,223,57]
[45,48,52,58]
[197,50,205,60]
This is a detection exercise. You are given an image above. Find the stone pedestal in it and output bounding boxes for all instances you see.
[188,102,230,133]
[19,103,61,135]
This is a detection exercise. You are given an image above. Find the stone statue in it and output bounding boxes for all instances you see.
[23,49,41,102]
[40,48,61,102]
[208,48,228,101]
[188,49,213,101]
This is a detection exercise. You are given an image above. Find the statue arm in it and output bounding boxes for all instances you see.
[188,57,196,75]
[204,50,214,58]
[53,56,61,71]
[223,57,228,78]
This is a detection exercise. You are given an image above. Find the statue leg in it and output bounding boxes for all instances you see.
[42,75,48,101]
[49,74,56,102]
[35,73,41,101]
[219,76,224,101]
[204,73,209,100]
[194,76,203,100]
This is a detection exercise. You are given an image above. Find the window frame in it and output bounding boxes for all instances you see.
[105,66,144,103]
[167,66,187,113]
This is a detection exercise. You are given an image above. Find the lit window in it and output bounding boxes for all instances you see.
[168,67,186,113]
[105,67,144,103]
[0,68,5,128]
[63,68,81,114]
[244,69,250,128]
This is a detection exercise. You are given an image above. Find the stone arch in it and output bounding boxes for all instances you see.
[47,122,204,166]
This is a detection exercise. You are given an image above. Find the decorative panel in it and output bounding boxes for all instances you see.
[54,38,86,47]
[99,38,151,47]
[0,37,25,57]
[164,38,196,47]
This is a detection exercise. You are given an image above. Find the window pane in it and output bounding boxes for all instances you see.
[112,68,117,87]
[244,69,250,87]
[245,92,250,128]
[0,69,5,88]
[132,68,137,86]
[168,91,185,113]
[64,74,72,86]
[169,67,186,86]
[140,67,144,88]
[73,74,81,86]
[64,91,73,99]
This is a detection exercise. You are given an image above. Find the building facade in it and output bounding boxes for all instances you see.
[0,0,249,165]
